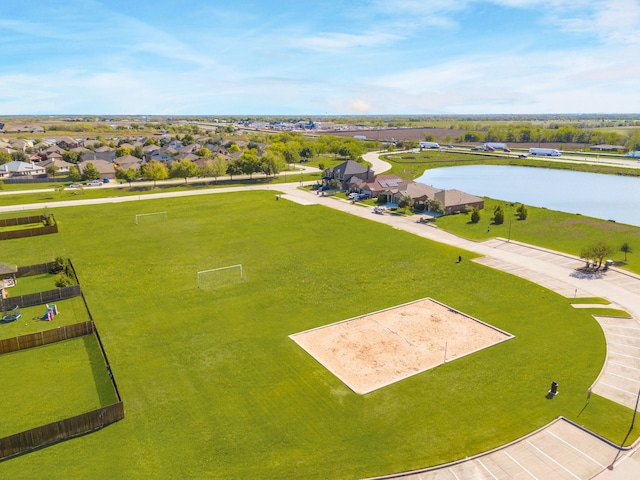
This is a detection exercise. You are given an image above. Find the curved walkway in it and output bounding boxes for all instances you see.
[3,152,639,478]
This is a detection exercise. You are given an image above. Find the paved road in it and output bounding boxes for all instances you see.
[3,152,639,478]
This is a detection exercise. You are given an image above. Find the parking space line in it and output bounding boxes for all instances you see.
[608,342,640,350]
[599,381,639,396]
[608,371,640,383]
[608,360,640,369]
[477,459,499,479]
[503,450,538,479]
[609,351,640,360]
[546,430,607,468]
[526,440,581,479]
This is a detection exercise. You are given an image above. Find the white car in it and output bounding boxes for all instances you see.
[86,180,103,186]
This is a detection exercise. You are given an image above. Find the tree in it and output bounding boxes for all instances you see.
[142,160,169,186]
[581,241,612,269]
[116,147,133,158]
[116,167,140,186]
[46,164,59,177]
[201,155,228,182]
[426,198,444,214]
[493,206,505,225]
[398,195,414,213]
[132,146,145,159]
[299,145,317,161]
[471,207,481,223]
[169,159,200,184]
[68,165,82,182]
[227,159,242,180]
[228,143,240,153]
[282,144,300,165]
[259,153,283,177]
[621,242,633,262]
[238,150,261,179]
[11,151,29,162]
[327,178,341,190]
[81,162,101,181]
[62,151,80,164]
[195,147,212,158]
[0,151,12,164]
[516,203,528,220]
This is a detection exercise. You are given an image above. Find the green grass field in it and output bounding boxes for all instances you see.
[0,336,118,437]
[433,198,640,273]
[0,190,638,479]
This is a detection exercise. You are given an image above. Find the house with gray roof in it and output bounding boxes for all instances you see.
[323,160,374,188]
[0,161,46,178]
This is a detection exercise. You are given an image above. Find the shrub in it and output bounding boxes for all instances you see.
[516,203,528,220]
[50,256,68,274]
[471,208,481,223]
[493,206,505,225]
[54,273,74,288]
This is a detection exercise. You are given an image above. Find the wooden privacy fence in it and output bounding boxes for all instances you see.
[0,215,58,241]
[0,321,94,355]
[0,224,57,240]
[16,261,56,277]
[1,285,81,311]
[0,402,125,461]
[0,215,50,228]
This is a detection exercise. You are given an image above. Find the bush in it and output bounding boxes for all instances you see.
[516,203,528,220]
[50,256,68,274]
[471,208,481,223]
[54,273,74,288]
[493,206,505,225]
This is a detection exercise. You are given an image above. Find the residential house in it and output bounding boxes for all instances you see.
[81,151,117,163]
[0,161,47,178]
[145,151,174,163]
[351,174,404,198]
[174,152,199,162]
[323,160,374,188]
[78,159,115,180]
[434,189,484,215]
[39,158,75,174]
[57,136,79,149]
[94,145,114,153]
[113,154,144,171]
[9,139,33,152]
[381,182,441,209]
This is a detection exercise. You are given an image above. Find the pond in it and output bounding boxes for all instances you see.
[416,165,640,227]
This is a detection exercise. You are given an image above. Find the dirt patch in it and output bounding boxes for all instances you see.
[290,298,512,394]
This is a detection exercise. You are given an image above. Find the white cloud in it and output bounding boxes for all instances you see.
[292,32,404,52]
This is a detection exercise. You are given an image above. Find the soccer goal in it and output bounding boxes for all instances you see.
[197,264,245,290]
[135,212,168,225]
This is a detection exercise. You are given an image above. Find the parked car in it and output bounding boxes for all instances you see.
[86,180,103,186]
[66,183,83,189]
[348,192,359,200]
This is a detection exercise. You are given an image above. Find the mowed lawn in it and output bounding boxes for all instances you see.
[0,335,118,437]
[1,191,638,479]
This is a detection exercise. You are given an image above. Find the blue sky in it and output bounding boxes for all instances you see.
[1,0,639,115]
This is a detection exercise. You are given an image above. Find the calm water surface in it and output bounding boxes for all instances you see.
[416,165,640,227]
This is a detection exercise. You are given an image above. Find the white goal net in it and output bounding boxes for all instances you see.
[197,264,245,290]
[135,212,168,225]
